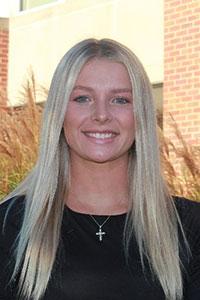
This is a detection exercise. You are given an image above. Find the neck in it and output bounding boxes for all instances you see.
[65,156,130,215]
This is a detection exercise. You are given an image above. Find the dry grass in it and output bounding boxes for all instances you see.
[159,119,200,201]
[0,72,44,199]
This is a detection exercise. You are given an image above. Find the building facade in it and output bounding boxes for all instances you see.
[164,0,200,145]
[0,0,199,146]
[0,18,9,100]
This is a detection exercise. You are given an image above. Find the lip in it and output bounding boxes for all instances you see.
[82,130,119,133]
[82,130,119,144]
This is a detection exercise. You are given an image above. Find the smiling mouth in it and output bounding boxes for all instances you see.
[83,132,118,139]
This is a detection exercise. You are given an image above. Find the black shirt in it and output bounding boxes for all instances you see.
[0,195,200,299]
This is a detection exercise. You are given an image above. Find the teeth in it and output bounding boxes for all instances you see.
[86,132,115,139]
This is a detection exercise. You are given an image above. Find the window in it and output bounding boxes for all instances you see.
[20,0,59,11]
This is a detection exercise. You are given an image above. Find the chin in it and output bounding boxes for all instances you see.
[84,153,124,164]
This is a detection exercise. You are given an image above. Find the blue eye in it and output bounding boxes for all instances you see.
[112,97,129,104]
[73,96,90,103]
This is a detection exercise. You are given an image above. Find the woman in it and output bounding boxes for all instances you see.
[0,38,199,300]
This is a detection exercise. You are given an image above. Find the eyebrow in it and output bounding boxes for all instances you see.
[73,85,132,93]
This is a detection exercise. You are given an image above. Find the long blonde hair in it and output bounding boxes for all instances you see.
[2,38,188,300]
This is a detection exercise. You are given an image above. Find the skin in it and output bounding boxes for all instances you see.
[63,58,135,215]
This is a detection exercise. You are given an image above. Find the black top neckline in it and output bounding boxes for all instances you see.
[64,205,127,218]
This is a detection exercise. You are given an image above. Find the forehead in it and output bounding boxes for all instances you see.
[74,58,132,89]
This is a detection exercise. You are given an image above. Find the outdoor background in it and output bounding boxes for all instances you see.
[0,0,199,200]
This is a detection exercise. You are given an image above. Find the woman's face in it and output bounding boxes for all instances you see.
[63,58,135,164]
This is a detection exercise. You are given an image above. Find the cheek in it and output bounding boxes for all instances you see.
[120,112,135,131]
[63,122,70,145]
[122,114,135,145]
[63,112,75,144]
[63,109,86,143]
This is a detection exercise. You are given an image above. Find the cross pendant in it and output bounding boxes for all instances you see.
[96,227,106,242]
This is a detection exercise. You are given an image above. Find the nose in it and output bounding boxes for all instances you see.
[91,100,112,123]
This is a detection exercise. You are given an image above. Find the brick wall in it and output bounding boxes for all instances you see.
[0,18,9,103]
[164,0,200,145]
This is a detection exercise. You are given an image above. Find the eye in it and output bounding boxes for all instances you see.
[112,97,130,104]
[73,95,90,103]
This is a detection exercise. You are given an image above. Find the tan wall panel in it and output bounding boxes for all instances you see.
[8,0,163,105]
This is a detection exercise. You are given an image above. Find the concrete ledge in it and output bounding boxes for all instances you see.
[0,18,9,30]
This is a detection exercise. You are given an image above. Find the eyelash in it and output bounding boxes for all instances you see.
[73,96,90,103]
[112,97,130,104]
[72,96,130,104]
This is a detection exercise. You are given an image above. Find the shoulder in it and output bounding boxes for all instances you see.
[0,194,26,221]
[173,196,200,243]
[173,197,200,253]
[0,196,26,298]
[173,199,200,298]
[173,195,200,210]
[173,195,200,226]
[0,195,26,241]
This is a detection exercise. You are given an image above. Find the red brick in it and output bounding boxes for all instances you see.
[165,32,176,39]
[194,33,200,40]
[174,115,186,121]
[188,15,199,21]
[194,5,200,12]
[176,66,187,72]
[188,65,199,71]
[176,91,186,97]
[165,8,174,15]
[176,43,186,49]
[169,74,180,80]
[194,120,200,126]
[176,30,187,36]
[165,69,175,75]
[170,38,181,44]
[184,35,195,42]
[181,121,192,127]
[165,20,176,27]
[187,127,199,133]
[187,101,200,107]
[188,40,199,47]
[180,96,191,102]
[176,55,187,61]
[176,79,187,85]
[189,27,200,34]
[0,28,8,96]
[164,57,175,63]
[194,19,200,26]
[170,86,181,92]
[168,50,180,56]
[0,33,7,38]
[181,22,193,29]
[182,72,192,78]
[169,1,181,8]
[1,58,8,63]
[188,53,199,59]
[176,5,187,12]
[165,45,175,52]
[187,114,199,121]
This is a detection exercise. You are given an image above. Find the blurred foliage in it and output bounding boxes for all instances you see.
[0,70,44,199]
[159,117,200,201]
